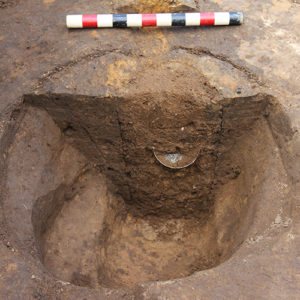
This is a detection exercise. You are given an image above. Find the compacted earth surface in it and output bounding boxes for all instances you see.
[0,0,300,299]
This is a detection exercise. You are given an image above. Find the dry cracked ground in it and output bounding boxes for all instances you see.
[0,0,300,299]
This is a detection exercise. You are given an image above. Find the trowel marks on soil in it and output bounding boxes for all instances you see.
[5,92,290,288]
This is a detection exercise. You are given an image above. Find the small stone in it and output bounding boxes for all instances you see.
[274,214,281,224]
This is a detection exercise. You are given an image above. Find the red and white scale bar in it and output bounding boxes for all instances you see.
[66,12,243,28]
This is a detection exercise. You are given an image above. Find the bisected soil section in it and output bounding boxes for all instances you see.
[3,92,291,289]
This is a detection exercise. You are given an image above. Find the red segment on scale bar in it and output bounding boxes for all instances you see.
[142,14,157,26]
[82,15,98,28]
[200,13,215,25]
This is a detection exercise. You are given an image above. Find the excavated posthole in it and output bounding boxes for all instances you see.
[3,92,290,289]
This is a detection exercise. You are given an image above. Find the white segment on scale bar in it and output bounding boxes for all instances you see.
[66,15,83,28]
[97,14,113,27]
[156,13,172,27]
[214,12,230,25]
[127,14,143,27]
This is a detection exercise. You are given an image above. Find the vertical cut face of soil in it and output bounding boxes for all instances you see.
[4,92,289,289]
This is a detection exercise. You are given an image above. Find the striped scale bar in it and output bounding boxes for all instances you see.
[66,12,243,28]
